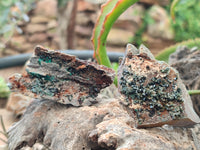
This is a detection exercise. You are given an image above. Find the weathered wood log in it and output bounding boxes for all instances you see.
[8,98,200,150]
[8,46,115,106]
[118,44,200,128]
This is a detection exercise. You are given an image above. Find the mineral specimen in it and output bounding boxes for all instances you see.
[8,46,115,106]
[118,44,200,128]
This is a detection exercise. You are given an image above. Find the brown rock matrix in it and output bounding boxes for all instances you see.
[118,44,200,128]
[8,46,115,106]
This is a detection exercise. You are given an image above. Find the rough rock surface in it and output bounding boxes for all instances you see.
[117,44,200,128]
[7,44,200,150]
[8,46,115,106]
[169,46,200,116]
[7,97,200,150]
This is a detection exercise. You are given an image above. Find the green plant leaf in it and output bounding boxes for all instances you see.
[1,0,13,7]
[92,0,139,68]
[155,38,200,62]
[170,0,180,21]
[0,0,35,50]
[1,24,13,34]
[15,1,24,11]
[170,0,200,42]
[0,8,10,26]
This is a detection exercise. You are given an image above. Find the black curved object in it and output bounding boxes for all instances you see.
[0,50,124,69]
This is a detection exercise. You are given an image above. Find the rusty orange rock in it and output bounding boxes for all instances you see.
[118,44,200,128]
[8,46,115,106]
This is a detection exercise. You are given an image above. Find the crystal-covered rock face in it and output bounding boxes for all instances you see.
[118,44,200,128]
[8,46,115,106]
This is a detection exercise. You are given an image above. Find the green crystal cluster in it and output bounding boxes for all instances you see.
[119,65,184,124]
[26,70,58,97]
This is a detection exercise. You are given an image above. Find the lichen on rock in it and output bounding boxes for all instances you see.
[118,44,200,128]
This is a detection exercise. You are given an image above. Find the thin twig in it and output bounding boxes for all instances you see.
[0,115,8,138]
[0,130,7,137]
[0,137,7,144]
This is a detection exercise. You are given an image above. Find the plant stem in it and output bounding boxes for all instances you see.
[170,0,180,21]
[92,0,139,67]
[188,90,200,95]
[0,131,7,137]
[0,115,8,138]
[0,137,7,144]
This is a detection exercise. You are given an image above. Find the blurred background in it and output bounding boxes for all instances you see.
[0,0,200,57]
[0,0,200,148]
